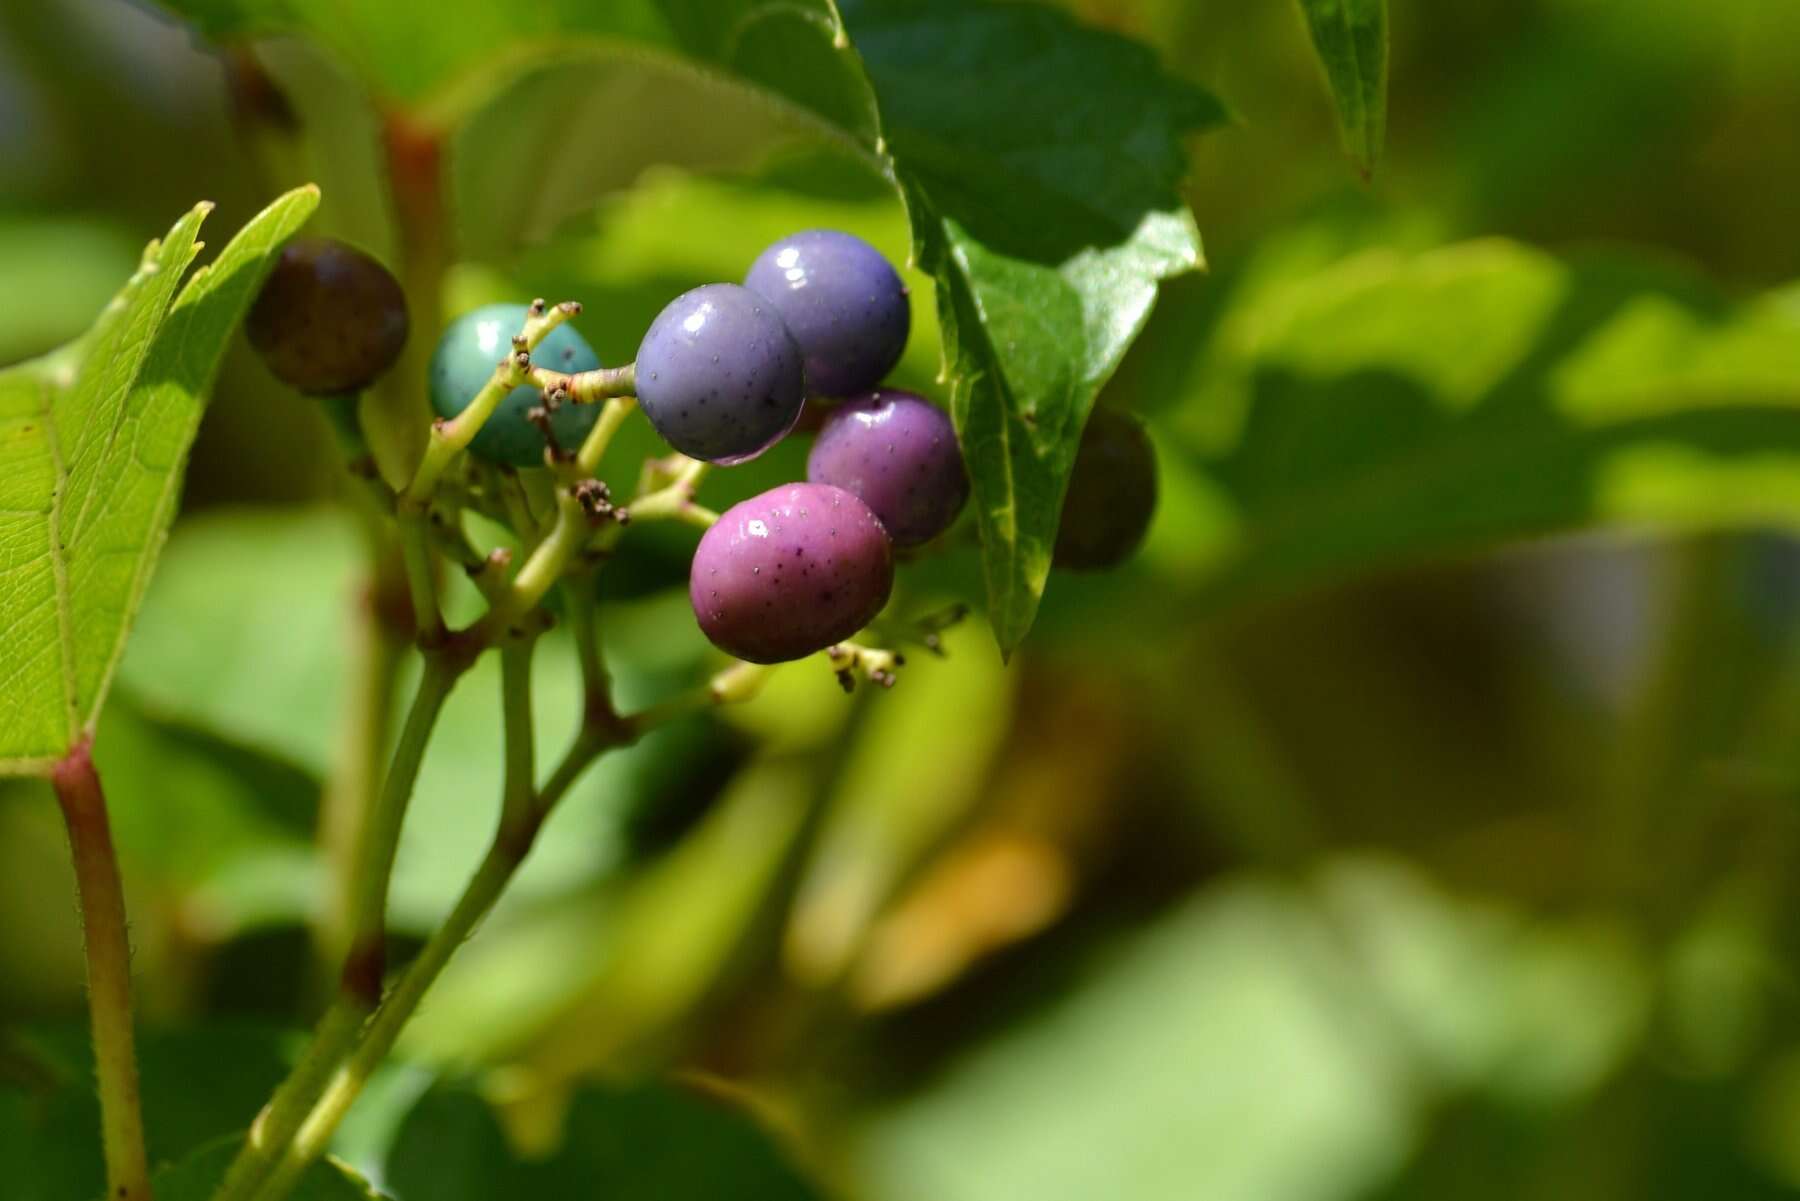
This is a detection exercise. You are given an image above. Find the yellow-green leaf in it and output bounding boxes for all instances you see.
[0,186,321,774]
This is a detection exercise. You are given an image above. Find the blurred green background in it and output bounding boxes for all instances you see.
[7,0,1800,1197]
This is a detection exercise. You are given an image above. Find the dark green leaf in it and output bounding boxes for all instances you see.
[1295,0,1389,177]
[154,1134,387,1201]
[845,0,1222,653]
[386,1080,822,1200]
[0,1025,300,1201]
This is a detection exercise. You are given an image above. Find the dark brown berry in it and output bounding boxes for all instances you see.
[1053,408,1158,571]
[247,236,409,395]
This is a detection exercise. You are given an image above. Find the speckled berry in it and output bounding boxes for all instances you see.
[429,303,603,468]
[806,390,967,547]
[743,230,909,398]
[246,237,408,395]
[1053,408,1158,571]
[636,283,806,465]
[690,482,895,663]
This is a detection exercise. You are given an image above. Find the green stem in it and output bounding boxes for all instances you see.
[317,591,406,983]
[246,731,611,1201]
[214,657,464,1201]
[402,303,581,507]
[498,637,538,836]
[210,1002,365,1201]
[363,110,448,488]
[567,573,609,703]
[480,490,589,637]
[574,395,638,476]
[51,738,152,1201]
[397,516,442,642]
[316,397,411,987]
[341,659,461,1002]
[617,457,715,529]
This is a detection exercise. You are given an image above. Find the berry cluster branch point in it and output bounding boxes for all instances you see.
[616,456,716,529]
[481,489,591,638]
[828,641,905,691]
[527,361,637,408]
[404,300,581,506]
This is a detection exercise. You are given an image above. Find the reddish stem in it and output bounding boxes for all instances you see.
[53,736,153,1201]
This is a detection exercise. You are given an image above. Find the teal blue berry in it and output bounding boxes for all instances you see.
[428,303,602,468]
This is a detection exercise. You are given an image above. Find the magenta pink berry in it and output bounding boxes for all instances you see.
[690,482,895,663]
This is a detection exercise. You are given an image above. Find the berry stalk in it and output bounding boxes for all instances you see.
[360,109,447,484]
[243,658,623,1201]
[340,658,462,1004]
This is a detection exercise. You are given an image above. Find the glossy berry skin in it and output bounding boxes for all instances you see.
[246,237,408,395]
[690,483,894,664]
[744,230,910,398]
[636,284,806,465]
[429,303,602,468]
[1053,408,1158,571]
[807,390,967,547]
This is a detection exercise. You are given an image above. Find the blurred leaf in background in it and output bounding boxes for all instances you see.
[1295,0,1389,177]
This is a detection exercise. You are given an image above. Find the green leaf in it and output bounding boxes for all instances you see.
[150,0,1219,654]
[0,1024,301,1201]
[1295,0,1389,178]
[386,1080,822,1200]
[0,186,320,774]
[854,879,1414,1201]
[850,860,1648,1201]
[1155,238,1800,609]
[154,1134,388,1201]
[842,0,1221,652]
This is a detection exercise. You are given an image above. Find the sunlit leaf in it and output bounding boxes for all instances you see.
[0,187,320,772]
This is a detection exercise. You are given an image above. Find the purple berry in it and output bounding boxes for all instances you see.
[806,390,968,547]
[1054,408,1158,571]
[636,283,806,465]
[744,230,910,398]
[690,482,895,663]
[246,237,408,395]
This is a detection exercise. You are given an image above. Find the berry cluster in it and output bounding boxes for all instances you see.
[247,226,1155,672]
